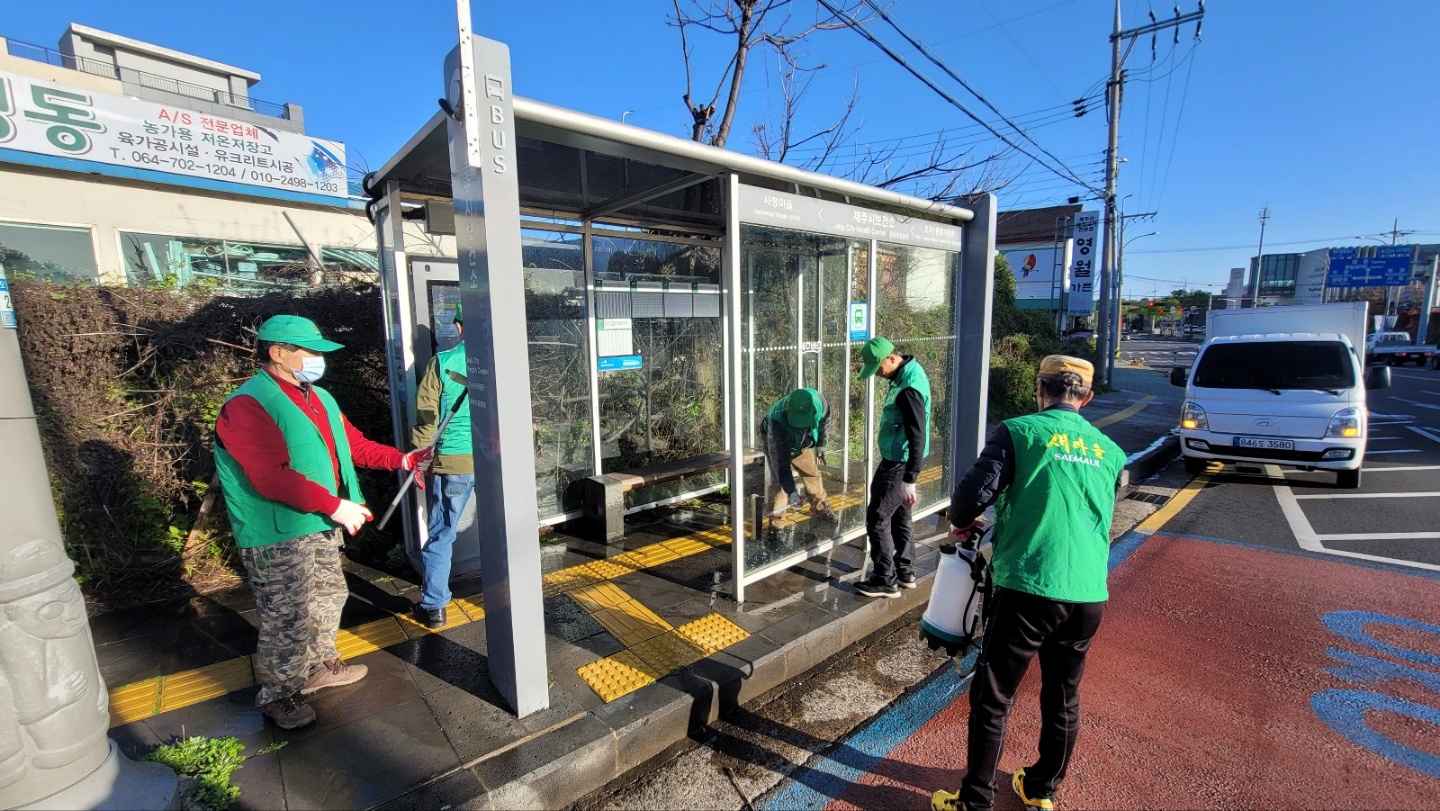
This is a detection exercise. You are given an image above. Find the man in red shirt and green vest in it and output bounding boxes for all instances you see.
[856,336,931,598]
[410,299,474,628]
[760,388,837,519]
[931,355,1123,811]
[214,315,432,730]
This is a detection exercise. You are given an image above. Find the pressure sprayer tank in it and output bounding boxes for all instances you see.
[919,533,990,657]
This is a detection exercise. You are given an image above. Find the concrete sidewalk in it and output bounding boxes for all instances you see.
[94,371,1180,811]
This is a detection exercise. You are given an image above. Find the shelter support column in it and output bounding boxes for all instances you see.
[0,267,175,810]
[952,193,997,476]
[723,173,748,603]
[444,35,548,716]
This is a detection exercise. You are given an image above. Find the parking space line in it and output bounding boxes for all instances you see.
[1268,464,1440,573]
[1294,491,1440,500]
[1133,474,1208,536]
[1091,395,1155,429]
[1368,449,1421,454]
[1363,465,1440,472]
[1408,425,1440,444]
[1368,436,1400,441]
[1315,532,1440,541]
[1391,397,1440,411]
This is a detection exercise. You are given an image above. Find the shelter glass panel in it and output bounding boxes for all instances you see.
[739,225,869,572]
[592,235,724,507]
[876,241,959,508]
[521,228,594,517]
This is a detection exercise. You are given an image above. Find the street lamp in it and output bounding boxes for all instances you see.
[1110,228,1158,362]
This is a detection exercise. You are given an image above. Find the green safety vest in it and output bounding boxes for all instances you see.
[991,408,1125,603]
[878,358,931,463]
[434,343,473,457]
[763,390,822,456]
[214,373,364,549]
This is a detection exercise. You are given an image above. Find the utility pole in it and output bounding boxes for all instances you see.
[1097,0,1204,386]
[1249,206,1268,307]
[1418,254,1438,347]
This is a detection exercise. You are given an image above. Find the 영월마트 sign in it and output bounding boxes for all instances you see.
[0,70,347,199]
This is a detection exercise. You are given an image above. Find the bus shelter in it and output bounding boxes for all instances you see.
[366,35,994,716]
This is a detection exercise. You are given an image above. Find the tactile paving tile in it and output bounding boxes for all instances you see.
[675,613,751,656]
[661,537,714,557]
[576,650,660,703]
[542,566,604,597]
[158,656,255,713]
[630,630,707,675]
[588,602,672,647]
[579,559,637,581]
[335,617,408,659]
[610,544,681,570]
[568,581,633,613]
[453,596,486,621]
[109,679,160,726]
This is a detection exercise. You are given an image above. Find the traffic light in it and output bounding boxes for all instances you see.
[1146,300,1155,308]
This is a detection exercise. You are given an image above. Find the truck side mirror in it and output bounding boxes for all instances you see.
[1366,365,1391,390]
[1170,366,1187,387]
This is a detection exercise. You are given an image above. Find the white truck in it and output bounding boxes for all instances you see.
[1170,302,1390,488]
[1364,330,1437,367]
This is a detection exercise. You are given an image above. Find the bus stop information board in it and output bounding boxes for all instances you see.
[1327,246,1413,288]
[736,186,962,251]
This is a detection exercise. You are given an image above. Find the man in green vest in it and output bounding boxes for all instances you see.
[759,388,836,519]
[410,299,474,628]
[930,355,1123,811]
[855,336,931,598]
[214,315,432,730]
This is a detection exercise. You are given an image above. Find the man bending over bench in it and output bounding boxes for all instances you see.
[760,388,837,520]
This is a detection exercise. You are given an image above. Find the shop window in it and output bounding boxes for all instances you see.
[0,222,99,283]
[321,247,380,280]
[119,232,315,292]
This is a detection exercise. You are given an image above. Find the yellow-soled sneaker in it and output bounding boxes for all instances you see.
[1012,768,1055,810]
[930,788,969,811]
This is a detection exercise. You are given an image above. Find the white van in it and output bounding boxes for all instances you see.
[1171,303,1390,489]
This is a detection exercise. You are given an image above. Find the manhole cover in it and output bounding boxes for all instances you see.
[1124,490,1172,506]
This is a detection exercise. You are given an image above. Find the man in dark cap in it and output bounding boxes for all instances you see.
[214,315,432,730]
[931,355,1123,811]
[760,387,836,519]
[855,336,930,598]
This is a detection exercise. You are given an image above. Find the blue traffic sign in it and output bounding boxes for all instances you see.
[1327,247,1413,288]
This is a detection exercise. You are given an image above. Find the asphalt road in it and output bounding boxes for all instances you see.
[1118,334,1199,370]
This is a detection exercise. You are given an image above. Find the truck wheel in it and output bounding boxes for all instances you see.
[1183,456,1208,476]
[1337,468,1361,489]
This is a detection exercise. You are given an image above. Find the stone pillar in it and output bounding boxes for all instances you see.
[0,268,175,810]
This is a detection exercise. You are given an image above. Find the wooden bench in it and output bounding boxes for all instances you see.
[579,450,763,543]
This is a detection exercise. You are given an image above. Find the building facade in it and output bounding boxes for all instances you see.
[0,24,451,289]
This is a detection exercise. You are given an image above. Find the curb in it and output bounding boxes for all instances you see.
[1120,430,1180,493]
[375,570,936,811]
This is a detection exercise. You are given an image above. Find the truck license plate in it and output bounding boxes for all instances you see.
[1235,437,1294,450]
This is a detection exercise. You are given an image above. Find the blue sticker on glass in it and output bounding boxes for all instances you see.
[598,355,642,372]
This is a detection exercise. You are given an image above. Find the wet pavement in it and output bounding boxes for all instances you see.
[93,370,1180,811]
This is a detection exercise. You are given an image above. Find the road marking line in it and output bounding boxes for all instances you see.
[1268,464,1440,573]
[1295,491,1440,500]
[1391,397,1440,411]
[1315,532,1440,541]
[1426,391,1440,397]
[1134,474,1208,536]
[1407,425,1440,445]
[1368,436,1400,441]
[1368,449,1421,454]
[1363,465,1440,472]
[1091,395,1156,429]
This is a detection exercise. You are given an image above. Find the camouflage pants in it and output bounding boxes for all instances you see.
[239,530,349,706]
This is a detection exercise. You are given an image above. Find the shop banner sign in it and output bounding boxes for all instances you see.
[1067,212,1099,316]
[0,70,347,199]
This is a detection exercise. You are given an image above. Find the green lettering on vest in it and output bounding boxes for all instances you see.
[991,408,1125,602]
[214,373,364,549]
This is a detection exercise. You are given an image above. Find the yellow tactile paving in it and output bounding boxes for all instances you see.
[157,657,255,713]
[109,679,160,726]
[629,630,707,675]
[589,601,672,647]
[675,613,750,656]
[542,567,604,597]
[578,559,638,581]
[335,617,408,659]
[453,596,486,621]
[661,537,714,557]
[576,650,660,703]
[610,543,682,570]
[568,581,634,613]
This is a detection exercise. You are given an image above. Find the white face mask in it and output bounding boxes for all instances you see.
[284,349,326,384]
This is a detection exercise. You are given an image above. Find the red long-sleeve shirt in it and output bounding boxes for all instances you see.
[215,371,404,516]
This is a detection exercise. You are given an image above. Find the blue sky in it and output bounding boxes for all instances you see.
[6,1,1439,298]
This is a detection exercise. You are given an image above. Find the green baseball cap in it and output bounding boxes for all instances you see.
[452,298,463,325]
[859,336,895,379]
[785,388,823,429]
[256,315,344,352]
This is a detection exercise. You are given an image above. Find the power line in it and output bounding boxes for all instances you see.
[816,0,1102,194]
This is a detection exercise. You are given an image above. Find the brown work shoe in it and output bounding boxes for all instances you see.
[262,695,316,730]
[301,658,368,695]
[810,498,837,520]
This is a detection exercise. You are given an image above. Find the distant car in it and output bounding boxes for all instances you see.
[1185,325,1207,340]
[1063,328,1095,340]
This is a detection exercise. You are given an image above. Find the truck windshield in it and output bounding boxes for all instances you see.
[1193,341,1355,390]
